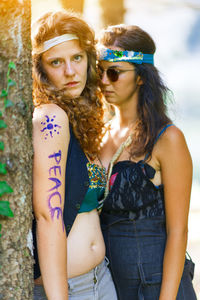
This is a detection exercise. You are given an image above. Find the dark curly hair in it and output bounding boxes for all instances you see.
[32,10,104,159]
[98,24,172,159]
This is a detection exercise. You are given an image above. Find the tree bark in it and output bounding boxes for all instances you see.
[59,0,84,14]
[99,0,125,27]
[59,0,125,27]
[0,1,33,299]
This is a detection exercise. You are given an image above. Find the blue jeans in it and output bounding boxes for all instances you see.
[34,257,117,300]
[101,213,197,300]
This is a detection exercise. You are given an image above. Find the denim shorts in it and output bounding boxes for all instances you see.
[101,213,197,300]
[34,257,117,300]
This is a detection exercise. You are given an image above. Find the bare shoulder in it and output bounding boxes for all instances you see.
[33,103,68,125]
[155,124,191,165]
[158,125,187,149]
[32,103,70,146]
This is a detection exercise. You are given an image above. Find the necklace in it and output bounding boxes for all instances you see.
[103,134,132,199]
[98,119,139,200]
[96,134,132,212]
[97,155,105,169]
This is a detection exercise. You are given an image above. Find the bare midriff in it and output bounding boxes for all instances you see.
[67,209,105,278]
[34,209,105,284]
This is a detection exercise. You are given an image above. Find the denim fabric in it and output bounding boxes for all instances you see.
[34,285,47,300]
[101,213,197,300]
[68,257,117,299]
[33,258,117,300]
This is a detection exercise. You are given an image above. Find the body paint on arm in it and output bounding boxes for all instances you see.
[41,115,61,139]
[47,150,64,231]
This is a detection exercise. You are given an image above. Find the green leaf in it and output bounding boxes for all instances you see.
[8,62,16,70]
[0,141,4,151]
[0,223,2,237]
[0,111,2,117]
[0,163,7,175]
[0,120,7,129]
[4,99,14,108]
[0,89,8,98]
[7,79,16,88]
[0,181,13,197]
[0,201,14,217]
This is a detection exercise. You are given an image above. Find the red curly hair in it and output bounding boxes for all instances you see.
[32,10,105,159]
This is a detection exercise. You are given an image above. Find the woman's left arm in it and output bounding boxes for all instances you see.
[158,126,193,300]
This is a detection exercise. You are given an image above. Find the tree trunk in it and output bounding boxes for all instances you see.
[59,0,84,14]
[0,1,33,299]
[99,0,125,27]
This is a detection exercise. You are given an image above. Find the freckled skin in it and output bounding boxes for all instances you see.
[42,39,88,99]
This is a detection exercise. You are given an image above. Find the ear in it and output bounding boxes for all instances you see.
[136,75,143,86]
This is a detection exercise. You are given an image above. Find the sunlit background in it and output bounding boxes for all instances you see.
[32,0,200,297]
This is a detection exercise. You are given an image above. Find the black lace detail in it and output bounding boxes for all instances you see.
[102,160,165,220]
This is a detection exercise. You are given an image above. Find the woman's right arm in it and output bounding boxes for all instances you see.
[33,104,69,300]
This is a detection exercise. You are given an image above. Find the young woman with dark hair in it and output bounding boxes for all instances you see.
[32,10,117,300]
[97,24,197,300]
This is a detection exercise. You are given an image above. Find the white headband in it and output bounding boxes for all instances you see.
[33,33,79,55]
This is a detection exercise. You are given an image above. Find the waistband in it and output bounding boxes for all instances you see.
[101,211,166,228]
[68,257,109,289]
[104,209,137,219]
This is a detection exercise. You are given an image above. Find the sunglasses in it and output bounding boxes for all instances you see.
[98,66,135,82]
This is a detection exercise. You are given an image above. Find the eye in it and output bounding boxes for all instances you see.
[50,59,62,67]
[111,68,121,73]
[73,54,83,62]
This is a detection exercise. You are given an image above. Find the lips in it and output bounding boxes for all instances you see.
[104,90,114,96]
[65,81,79,88]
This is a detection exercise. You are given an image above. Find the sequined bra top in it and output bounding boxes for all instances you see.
[79,162,107,213]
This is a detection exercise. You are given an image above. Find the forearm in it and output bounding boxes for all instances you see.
[159,230,188,300]
[37,218,68,300]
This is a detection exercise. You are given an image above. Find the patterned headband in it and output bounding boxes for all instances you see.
[33,34,79,55]
[98,47,154,65]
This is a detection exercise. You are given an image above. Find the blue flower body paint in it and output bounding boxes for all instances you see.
[41,115,61,139]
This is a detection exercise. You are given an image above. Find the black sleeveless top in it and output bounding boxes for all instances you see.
[102,124,173,220]
[102,160,165,220]
[63,125,89,234]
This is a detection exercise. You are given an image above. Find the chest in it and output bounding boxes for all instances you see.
[100,137,162,186]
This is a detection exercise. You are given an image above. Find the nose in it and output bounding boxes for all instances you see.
[64,61,75,76]
[101,70,110,85]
